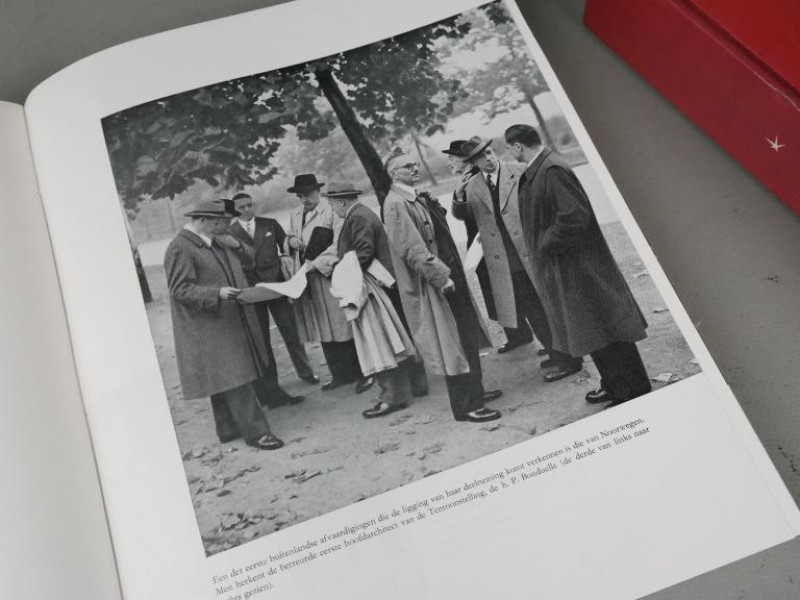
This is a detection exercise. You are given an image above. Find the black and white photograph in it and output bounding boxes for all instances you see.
[101,0,700,556]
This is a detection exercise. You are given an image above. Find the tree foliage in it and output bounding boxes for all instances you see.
[102,1,522,212]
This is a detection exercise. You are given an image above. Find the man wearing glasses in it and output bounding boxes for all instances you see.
[382,152,502,423]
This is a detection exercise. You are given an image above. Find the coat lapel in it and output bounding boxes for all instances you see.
[475,175,494,214]
[499,164,517,212]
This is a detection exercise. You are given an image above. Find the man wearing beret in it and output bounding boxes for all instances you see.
[505,123,651,408]
[164,199,284,450]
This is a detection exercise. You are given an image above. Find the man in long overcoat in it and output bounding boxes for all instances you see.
[382,153,502,423]
[283,174,373,394]
[505,124,651,407]
[452,137,581,382]
[229,192,318,388]
[164,200,283,450]
[326,182,417,419]
[443,140,533,351]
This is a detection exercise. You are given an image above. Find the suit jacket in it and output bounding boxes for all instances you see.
[519,148,647,356]
[451,161,533,328]
[337,202,396,276]
[230,216,287,284]
[164,228,270,399]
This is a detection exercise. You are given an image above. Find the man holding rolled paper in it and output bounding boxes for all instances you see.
[164,199,284,451]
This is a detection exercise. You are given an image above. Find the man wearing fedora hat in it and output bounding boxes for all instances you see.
[229,191,319,390]
[284,174,374,395]
[452,135,582,382]
[326,181,419,419]
[443,140,534,353]
[382,152,502,423]
[163,199,283,450]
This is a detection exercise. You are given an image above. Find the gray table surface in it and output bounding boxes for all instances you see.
[2,0,798,598]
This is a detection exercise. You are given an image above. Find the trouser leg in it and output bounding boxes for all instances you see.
[504,324,533,346]
[268,298,314,379]
[445,290,486,417]
[321,340,362,383]
[210,383,271,444]
[590,341,651,400]
[375,368,408,407]
[210,396,240,442]
[512,271,553,352]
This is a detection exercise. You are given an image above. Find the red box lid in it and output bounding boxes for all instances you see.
[686,0,800,92]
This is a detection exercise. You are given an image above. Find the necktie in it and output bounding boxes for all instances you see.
[486,173,495,192]
[246,220,254,238]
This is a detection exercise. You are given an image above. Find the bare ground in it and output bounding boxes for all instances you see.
[143,221,699,556]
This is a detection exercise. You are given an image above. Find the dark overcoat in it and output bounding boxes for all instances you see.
[164,228,271,399]
[519,148,647,356]
[337,202,396,276]
[230,217,287,283]
[452,161,532,328]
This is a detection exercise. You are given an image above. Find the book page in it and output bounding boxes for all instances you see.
[22,1,800,599]
[0,102,121,600]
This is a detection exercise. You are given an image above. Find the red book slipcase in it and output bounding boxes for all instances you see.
[584,0,800,215]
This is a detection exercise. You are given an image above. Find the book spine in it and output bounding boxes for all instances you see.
[584,0,800,215]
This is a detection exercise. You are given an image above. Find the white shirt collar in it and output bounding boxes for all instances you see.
[183,223,213,247]
[483,164,501,184]
[394,182,417,197]
[527,147,545,168]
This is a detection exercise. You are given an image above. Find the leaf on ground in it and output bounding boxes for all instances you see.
[375,442,401,454]
[651,372,676,383]
[389,413,413,427]
[652,307,669,314]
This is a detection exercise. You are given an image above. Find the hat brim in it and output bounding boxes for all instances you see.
[323,190,362,198]
[184,210,230,218]
[464,139,492,161]
[287,183,325,194]
[441,148,467,157]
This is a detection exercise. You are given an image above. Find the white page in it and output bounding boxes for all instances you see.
[22,1,800,599]
[0,102,121,600]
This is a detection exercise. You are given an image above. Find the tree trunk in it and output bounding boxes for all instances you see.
[411,131,437,186]
[316,69,392,205]
[521,86,555,149]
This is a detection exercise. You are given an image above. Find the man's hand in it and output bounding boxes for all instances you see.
[288,236,304,251]
[219,287,242,300]
[215,234,242,249]
[441,278,456,294]
[454,168,478,199]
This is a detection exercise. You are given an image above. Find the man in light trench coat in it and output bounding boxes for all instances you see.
[164,199,284,450]
[382,152,502,423]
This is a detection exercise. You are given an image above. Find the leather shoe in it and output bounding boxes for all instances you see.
[299,373,320,384]
[321,379,347,392]
[362,401,408,419]
[281,394,305,406]
[585,388,615,404]
[540,358,556,369]
[543,363,582,383]
[498,341,527,354]
[482,389,503,402]
[249,434,284,451]
[454,407,501,423]
[355,375,375,395]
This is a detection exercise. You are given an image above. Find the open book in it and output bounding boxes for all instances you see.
[2,1,798,599]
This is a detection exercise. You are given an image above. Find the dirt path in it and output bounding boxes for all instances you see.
[144,221,699,555]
